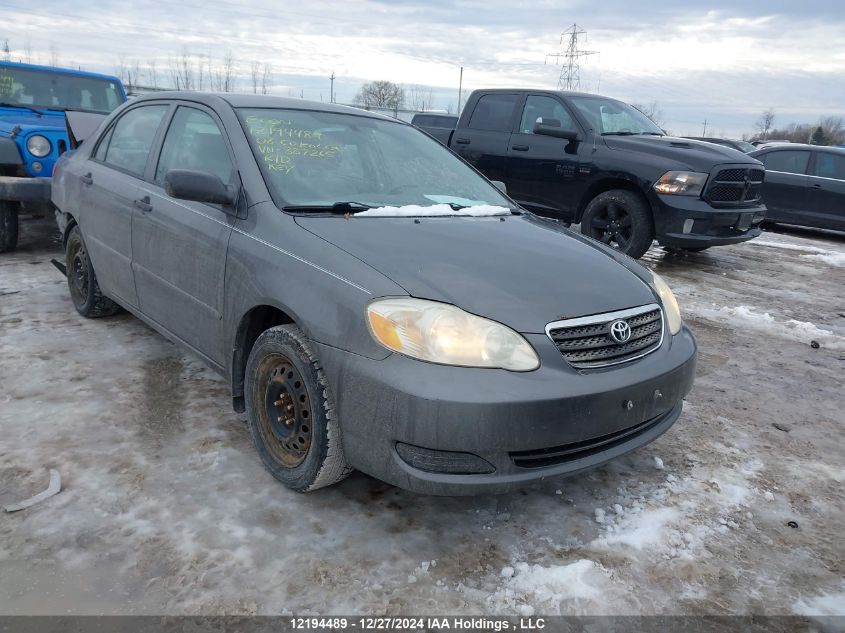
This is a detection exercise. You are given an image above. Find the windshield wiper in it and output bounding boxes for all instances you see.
[283,201,374,214]
[601,131,638,136]
[0,102,45,116]
[638,132,664,136]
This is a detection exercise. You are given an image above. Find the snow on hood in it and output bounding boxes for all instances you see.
[354,204,510,218]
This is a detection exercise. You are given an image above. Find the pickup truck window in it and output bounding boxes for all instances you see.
[101,105,168,177]
[412,114,457,128]
[519,96,575,134]
[568,96,663,136]
[813,152,845,180]
[240,108,511,209]
[155,107,235,186]
[0,65,122,114]
[467,94,520,133]
[762,150,810,175]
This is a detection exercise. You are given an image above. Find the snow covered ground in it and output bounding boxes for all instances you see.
[1,218,843,619]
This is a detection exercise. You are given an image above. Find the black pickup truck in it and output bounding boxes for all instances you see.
[414,89,766,258]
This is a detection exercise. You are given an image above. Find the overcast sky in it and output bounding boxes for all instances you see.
[3,0,844,137]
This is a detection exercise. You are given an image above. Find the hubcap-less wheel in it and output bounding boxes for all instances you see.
[68,238,90,305]
[589,201,633,250]
[258,354,313,468]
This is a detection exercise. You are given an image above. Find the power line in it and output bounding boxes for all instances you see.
[545,24,599,91]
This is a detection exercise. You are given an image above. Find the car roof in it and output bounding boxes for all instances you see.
[0,60,122,84]
[468,87,600,99]
[752,143,845,154]
[128,91,400,122]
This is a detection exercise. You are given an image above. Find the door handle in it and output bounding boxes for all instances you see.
[810,183,822,189]
[512,144,529,151]
[134,196,152,213]
[454,138,471,145]
[81,172,93,185]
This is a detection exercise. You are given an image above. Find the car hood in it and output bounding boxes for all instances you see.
[295,213,657,333]
[0,109,66,135]
[603,135,762,171]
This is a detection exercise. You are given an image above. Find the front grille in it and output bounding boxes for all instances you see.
[546,304,663,369]
[510,409,670,469]
[705,167,764,206]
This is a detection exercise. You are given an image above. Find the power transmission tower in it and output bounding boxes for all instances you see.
[546,24,599,91]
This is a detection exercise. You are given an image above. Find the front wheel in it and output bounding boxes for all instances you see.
[65,225,120,318]
[245,325,352,492]
[580,190,654,258]
[0,201,19,253]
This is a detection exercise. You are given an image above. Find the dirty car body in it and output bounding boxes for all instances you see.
[52,92,696,495]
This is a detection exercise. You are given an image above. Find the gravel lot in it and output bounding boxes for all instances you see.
[1,215,843,618]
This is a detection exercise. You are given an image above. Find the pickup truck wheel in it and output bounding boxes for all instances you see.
[581,190,654,259]
[65,225,120,318]
[0,201,19,253]
[245,325,352,492]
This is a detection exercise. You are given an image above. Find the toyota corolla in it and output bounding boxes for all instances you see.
[52,92,696,495]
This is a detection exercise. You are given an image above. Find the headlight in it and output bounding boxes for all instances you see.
[650,273,682,335]
[366,297,539,371]
[654,171,707,196]
[26,135,51,158]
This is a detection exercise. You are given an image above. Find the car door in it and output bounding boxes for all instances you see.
[81,104,169,308]
[807,151,845,231]
[451,93,521,183]
[131,103,237,366]
[506,94,585,219]
[757,149,811,224]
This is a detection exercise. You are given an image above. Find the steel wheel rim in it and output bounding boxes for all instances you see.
[590,201,633,250]
[69,240,90,304]
[257,353,313,468]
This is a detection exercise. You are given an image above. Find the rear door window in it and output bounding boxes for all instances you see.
[813,152,845,180]
[467,94,520,132]
[762,150,810,175]
[102,105,168,176]
[155,106,235,186]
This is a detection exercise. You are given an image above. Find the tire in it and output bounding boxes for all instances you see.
[65,225,120,318]
[580,190,654,259]
[245,325,352,492]
[0,201,19,253]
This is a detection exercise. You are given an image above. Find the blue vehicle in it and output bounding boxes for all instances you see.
[0,61,127,252]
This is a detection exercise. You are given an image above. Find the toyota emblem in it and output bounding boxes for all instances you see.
[609,319,632,344]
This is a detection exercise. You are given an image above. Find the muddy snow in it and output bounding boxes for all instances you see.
[1,218,843,617]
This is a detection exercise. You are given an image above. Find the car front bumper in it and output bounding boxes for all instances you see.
[649,192,766,248]
[314,325,697,495]
[0,176,52,203]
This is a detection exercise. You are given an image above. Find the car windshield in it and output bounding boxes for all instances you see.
[0,65,123,114]
[733,140,757,153]
[239,108,513,211]
[568,96,664,136]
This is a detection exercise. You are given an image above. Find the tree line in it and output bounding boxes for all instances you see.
[751,108,843,145]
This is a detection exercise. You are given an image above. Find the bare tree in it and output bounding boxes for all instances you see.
[755,108,776,140]
[213,49,235,92]
[23,38,32,63]
[261,63,271,95]
[2,39,10,61]
[632,101,665,127]
[250,61,260,94]
[168,50,195,90]
[146,60,158,89]
[407,84,434,112]
[819,116,844,145]
[354,80,405,113]
[48,43,60,67]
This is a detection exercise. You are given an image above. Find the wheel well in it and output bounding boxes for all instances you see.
[231,305,295,412]
[61,213,78,247]
[576,179,651,223]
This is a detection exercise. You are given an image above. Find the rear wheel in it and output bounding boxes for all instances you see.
[245,325,352,492]
[0,201,19,253]
[65,225,120,318]
[581,190,654,258]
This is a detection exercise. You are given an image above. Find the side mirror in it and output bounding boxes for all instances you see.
[533,121,579,141]
[491,180,507,194]
[165,169,236,206]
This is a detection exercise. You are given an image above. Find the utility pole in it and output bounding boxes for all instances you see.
[457,66,463,114]
[546,24,599,91]
[329,71,335,104]
[702,119,708,136]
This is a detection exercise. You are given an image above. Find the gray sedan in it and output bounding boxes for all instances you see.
[52,93,696,495]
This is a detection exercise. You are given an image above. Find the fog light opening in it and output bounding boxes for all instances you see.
[682,218,694,234]
[395,442,495,475]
